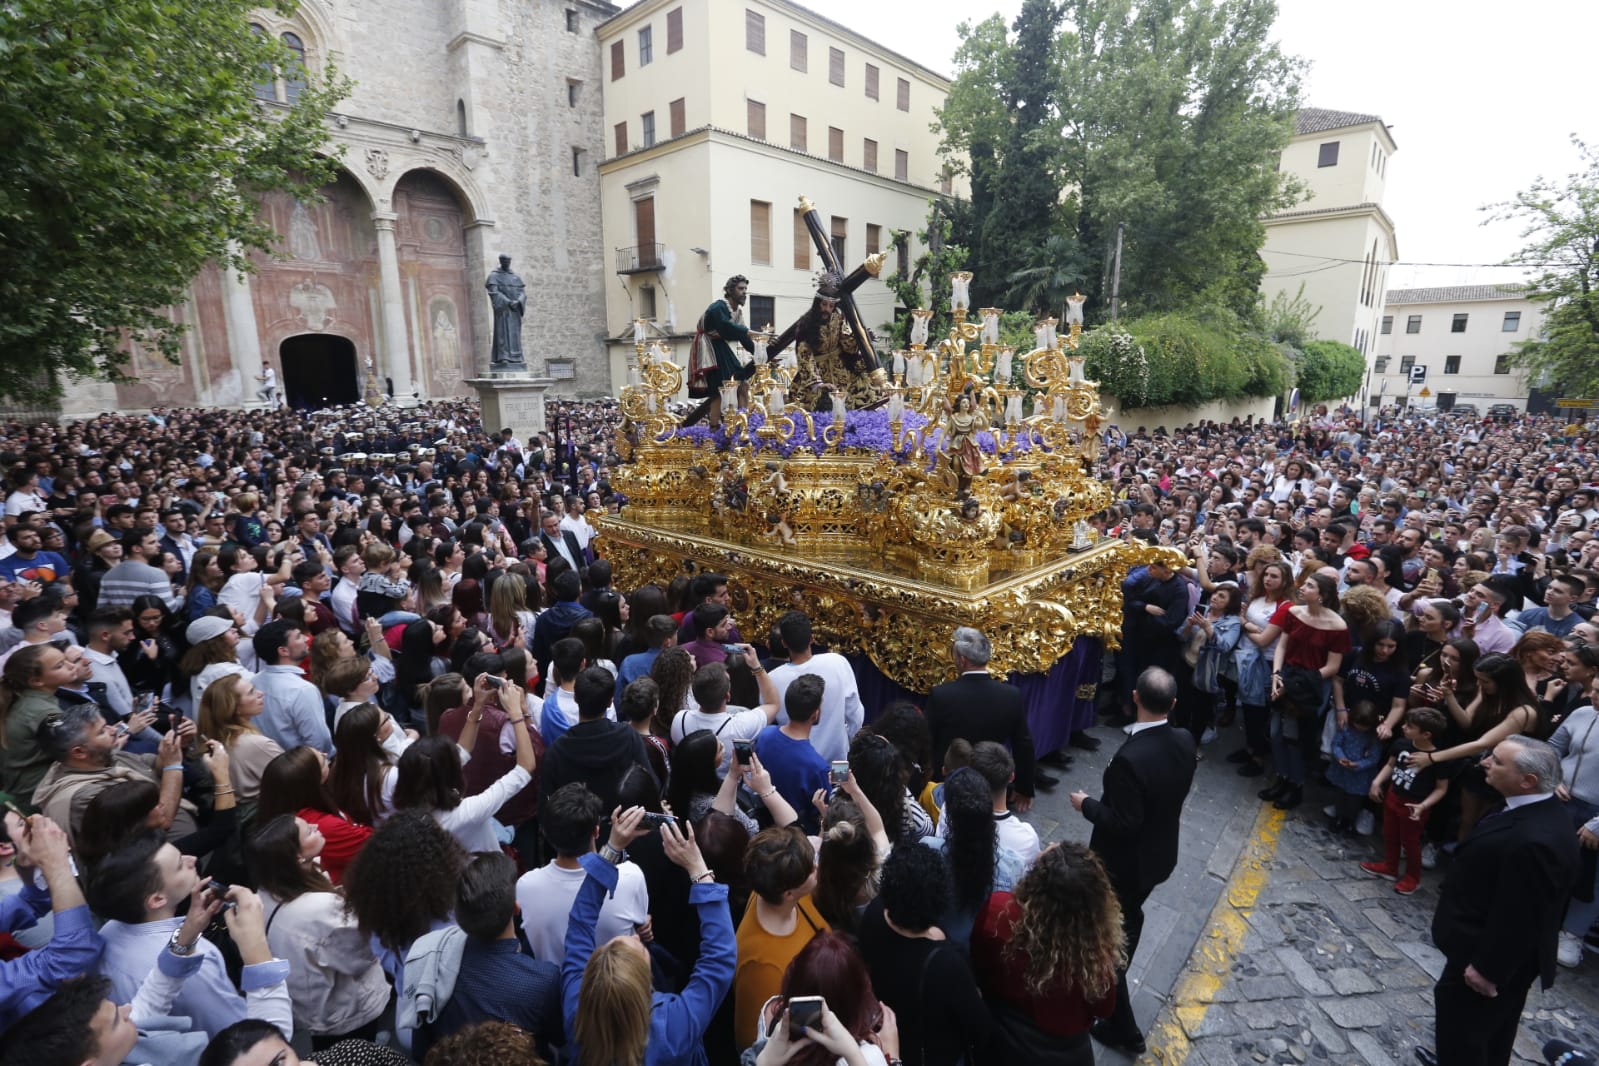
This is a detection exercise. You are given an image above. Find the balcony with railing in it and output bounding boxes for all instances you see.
[616,243,664,274]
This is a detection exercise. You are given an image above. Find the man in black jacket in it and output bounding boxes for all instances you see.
[925,626,1052,810]
[1111,556,1189,727]
[1073,666,1196,1057]
[539,666,655,811]
[1418,736,1578,1066]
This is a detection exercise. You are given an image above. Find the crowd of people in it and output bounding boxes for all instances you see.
[0,395,1594,1066]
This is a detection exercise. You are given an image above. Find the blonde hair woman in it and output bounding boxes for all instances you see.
[199,672,284,803]
[566,808,735,1066]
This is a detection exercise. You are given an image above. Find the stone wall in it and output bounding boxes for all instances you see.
[67,0,616,418]
[1104,394,1280,436]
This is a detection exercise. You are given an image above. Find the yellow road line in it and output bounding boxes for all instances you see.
[1143,804,1287,1065]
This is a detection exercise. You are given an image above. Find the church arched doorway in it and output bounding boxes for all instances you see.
[280,334,360,409]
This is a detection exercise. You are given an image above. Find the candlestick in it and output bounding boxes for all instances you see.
[891,350,907,384]
[994,346,1013,386]
[831,392,846,424]
[633,319,647,345]
[889,389,904,422]
[980,308,1001,346]
[910,309,932,348]
[1069,356,1085,384]
[950,272,973,312]
[1065,292,1085,327]
[1044,317,1059,351]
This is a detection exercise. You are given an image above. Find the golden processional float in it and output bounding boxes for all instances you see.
[592,204,1178,710]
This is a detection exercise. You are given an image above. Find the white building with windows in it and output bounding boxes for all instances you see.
[594,0,960,394]
[1369,285,1542,412]
[1260,108,1399,360]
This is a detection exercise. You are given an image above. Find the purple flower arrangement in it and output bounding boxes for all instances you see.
[661,409,1044,464]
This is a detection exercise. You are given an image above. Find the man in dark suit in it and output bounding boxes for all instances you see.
[925,626,1052,813]
[1110,554,1190,727]
[538,509,585,576]
[1418,736,1578,1066]
[1073,666,1196,1057]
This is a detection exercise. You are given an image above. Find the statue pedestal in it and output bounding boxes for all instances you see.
[468,372,555,440]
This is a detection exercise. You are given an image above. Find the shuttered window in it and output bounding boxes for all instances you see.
[751,200,772,265]
[894,149,908,181]
[747,100,767,139]
[863,138,877,172]
[669,98,685,138]
[745,10,765,54]
[828,126,843,163]
[829,47,845,87]
[865,63,879,100]
[610,40,624,80]
[896,77,910,111]
[790,30,807,72]
[614,121,627,156]
[790,113,807,152]
[666,7,682,53]
[794,210,810,270]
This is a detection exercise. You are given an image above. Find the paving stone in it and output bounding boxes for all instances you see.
[1356,930,1406,960]
[1235,998,1308,1031]
[1347,1029,1400,1066]
[1394,939,1447,980]
[1303,1012,1350,1055]
[1319,996,1380,1029]
[1238,975,1300,1001]
[1178,1002,1241,1039]
[1272,946,1334,996]
[1328,967,1382,995]
[1333,877,1393,901]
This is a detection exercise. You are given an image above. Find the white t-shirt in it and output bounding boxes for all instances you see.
[670,705,769,777]
[515,860,649,966]
[933,806,1041,867]
[767,654,863,764]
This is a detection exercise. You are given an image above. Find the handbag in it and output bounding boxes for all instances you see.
[687,318,716,399]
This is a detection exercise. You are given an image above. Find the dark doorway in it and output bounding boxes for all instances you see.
[280,334,359,409]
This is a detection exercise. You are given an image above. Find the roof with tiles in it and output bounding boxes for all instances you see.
[1296,107,1386,135]
[1385,285,1529,304]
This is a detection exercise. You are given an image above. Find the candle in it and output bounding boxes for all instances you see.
[627,365,642,388]
[891,351,907,382]
[889,390,904,422]
[950,272,972,312]
[769,384,786,414]
[1034,323,1049,351]
[720,382,738,413]
[905,357,921,387]
[910,310,930,348]
[1052,394,1067,423]
[1065,293,1086,327]
[633,319,646,344]
[832,392,846,424]
[994,347,1012,385]
[1006,392,1023,424]
[645,393,657,414]
[1044,317,1058,350]
[1069,357,1085,384]
[981,309,1001,346]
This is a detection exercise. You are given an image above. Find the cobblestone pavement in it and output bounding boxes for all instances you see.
[1027,724,1599,1066]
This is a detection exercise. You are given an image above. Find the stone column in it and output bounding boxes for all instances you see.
[220,248,264,407]
[373,214,416,401]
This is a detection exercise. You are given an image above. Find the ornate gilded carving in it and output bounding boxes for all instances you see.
[599,271,1164,692]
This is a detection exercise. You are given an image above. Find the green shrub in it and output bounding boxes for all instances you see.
[1078,311,1288,409]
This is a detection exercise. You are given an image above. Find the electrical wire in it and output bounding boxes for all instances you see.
[1263,248,1566,270]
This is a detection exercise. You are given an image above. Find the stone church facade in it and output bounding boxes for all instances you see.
[77,0,617,416]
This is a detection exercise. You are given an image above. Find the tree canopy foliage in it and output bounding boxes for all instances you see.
[0,0,349,402]
[1489,138,1599,395]
[936,0,1304,322]
[1294,340,1365,404]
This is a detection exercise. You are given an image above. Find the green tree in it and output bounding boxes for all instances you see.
[1294,340,1365,403]
[0,0,349,402]
[882,200,970,351]
[1487,137,1599,394]
[938,0,1304,322]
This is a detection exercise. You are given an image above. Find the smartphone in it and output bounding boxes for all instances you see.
[722,643,743,659]
[733,740,753,766]
[788,996,825,1039]
[639,812,678,830]
[206,880,238,912]
[829,760,850,785]
[2,799,28,824]
[481,675,505,688]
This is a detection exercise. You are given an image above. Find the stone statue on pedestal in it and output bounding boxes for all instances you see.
[486,255,526,369]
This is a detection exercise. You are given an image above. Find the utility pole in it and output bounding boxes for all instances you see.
[1108,221,1125,320]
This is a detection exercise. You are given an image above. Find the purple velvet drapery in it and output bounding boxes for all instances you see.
[847,637,1104,755]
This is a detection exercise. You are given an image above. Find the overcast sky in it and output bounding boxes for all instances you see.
[797,0,1597,290]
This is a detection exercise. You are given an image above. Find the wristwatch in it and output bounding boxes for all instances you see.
[599,842,627,865]
[168,930,197,957]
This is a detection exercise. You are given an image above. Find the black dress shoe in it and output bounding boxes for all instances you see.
[1237,760,1266,778]
[1258,778,1289,801]
[1038,750,1074,769]
[1274,784,1304,810]
[1225,747,1252,764]
[1090,1021,1146,1057]
[1413,1048,1438,1066]
[1034,771,1060,790]
[1069,731,1101,752]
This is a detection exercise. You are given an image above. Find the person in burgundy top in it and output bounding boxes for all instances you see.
[1260,572,1350,811]
[973,842,1122,1066]
[255,745,373,886]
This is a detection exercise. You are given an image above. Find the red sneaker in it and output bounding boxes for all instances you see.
[1359,861,1398,881]
[1394,876,1421,895]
